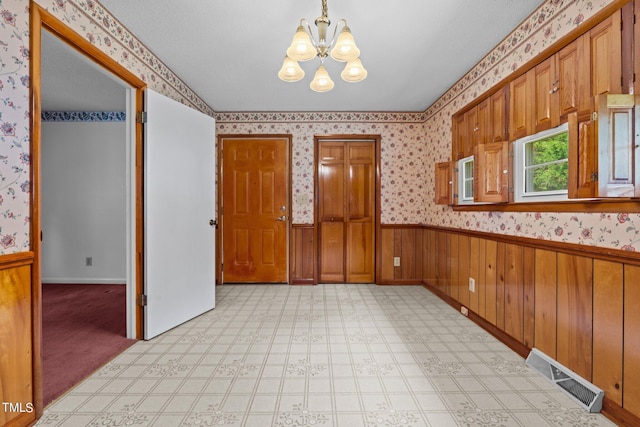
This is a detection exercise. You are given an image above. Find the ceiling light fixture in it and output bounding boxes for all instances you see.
[278,0,367,92]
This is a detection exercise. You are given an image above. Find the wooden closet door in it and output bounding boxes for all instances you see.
[346,143,375,283]
[318,142,346,282]
[318,140,375,283]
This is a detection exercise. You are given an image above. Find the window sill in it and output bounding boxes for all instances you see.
[451,198,640,213]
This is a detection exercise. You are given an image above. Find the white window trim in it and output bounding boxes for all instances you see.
[514,122,569,203]
[458,155,475,205]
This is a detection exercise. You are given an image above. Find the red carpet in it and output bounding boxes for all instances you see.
[42,284,136,406]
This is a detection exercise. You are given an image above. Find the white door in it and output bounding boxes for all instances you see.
[144,89,216,340]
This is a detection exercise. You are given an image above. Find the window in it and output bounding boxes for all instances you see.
[514,123,569,202]
[458,156,475,204]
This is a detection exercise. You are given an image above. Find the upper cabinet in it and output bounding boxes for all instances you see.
[446,3,638,208]
[453,87,508,160]
[589,10,623,104]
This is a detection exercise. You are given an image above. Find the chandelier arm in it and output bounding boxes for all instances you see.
[299,18,319,51]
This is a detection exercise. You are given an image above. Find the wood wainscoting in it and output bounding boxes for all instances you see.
[421,225,640,426]
[0,252,36,427]
[290,224,315,285]
[380,225,425,285]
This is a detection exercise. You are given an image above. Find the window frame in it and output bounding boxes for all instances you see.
[513,122,569,203]
[457,155,475,205]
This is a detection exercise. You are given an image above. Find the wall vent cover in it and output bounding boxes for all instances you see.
[526,348,604,413]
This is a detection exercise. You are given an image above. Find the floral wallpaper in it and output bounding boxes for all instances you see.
[215,113,426,225]
[0,0,31,253]
[1,0,636,255]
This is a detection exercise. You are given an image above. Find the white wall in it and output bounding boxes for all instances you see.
[41,121,126,283]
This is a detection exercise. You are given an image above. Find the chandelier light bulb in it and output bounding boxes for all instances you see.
[286,25,316,62]
[341,58,367,82]
[330,26,360,62]
[310,65,335,92]
[278,56,305,82]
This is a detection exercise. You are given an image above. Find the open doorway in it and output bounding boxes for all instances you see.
[38,27,137,406]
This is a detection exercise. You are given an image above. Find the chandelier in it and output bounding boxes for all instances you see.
[278,0,367,92]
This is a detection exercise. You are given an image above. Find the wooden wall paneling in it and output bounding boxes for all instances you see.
[458,235,471,308]
[496,242,506,330]
[469,237,480,313]
[484,239,498,326]
[534,249,558,359]
[0,263,34,426]
[522,247,536,349]
[381,228,395,282]
[400,229,417,280]
[414,230,423,281]
[393,229,403,279]
[592,260,623,405]
[556,253,593,381]
[291,225,315,284]
[449,233,460,300]
[437,231,449,293]
[504,244,524,342]
[624,264,640,417]
[422,229,434,286]
[477,239,487,318]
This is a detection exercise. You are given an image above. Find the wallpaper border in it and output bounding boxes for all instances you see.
[41,111,126,122]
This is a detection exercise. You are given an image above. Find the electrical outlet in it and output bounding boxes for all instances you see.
[86,256,92,267]
[461,306,469,316]
[393,257,400,267]
[469,277,475,292]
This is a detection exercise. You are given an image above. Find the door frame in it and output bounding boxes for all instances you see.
[217,134,293,284]
[31,3,146,415]
[313,134,382,284]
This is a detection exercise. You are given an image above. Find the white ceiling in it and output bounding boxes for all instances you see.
[43,0,544,113]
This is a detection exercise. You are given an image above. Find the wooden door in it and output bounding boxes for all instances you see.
[317,140,375,283]
[221,137,289,283]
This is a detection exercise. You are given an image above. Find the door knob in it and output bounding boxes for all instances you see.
[276,215,287,222]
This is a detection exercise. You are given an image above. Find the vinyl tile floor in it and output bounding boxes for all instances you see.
[36,284,616,427]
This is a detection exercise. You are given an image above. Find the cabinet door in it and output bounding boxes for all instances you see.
[510,71,534,140]
[475,141,509,203]
[567,112,597,198]
[434,161,453,205]
[477,98,491,145]
[596,94,639,197]
[590,10,622,104]
[490,87,508,142]
[557,37,590,119]
[464,107,478,158]
[534,56,559,132]
[452,113,465,160]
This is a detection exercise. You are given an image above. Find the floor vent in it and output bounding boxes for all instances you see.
[526,348,604,413]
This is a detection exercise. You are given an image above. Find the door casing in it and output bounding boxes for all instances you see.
[31,3,146,416]
[314,135,382,284]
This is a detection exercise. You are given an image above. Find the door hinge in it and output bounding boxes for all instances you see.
[591,111,598,121]
[221,263,224,272]
[137,294,148,307]
[137,111,147,123]
[591,172,599,182]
